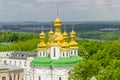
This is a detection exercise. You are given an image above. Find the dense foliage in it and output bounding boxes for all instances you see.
[69,40,120,80]
[0,30,38,42]
[78,31,120,41]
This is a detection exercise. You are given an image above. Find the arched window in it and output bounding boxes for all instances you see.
[71,51,72,55]
[43,52,45,56]
[66,52,68,56]
[59,77,62,80]
[74,50,76,55]
[63,52,65,57]
[40,52,41,56]
[18,75,19,80]
[53,48,56,57]
[39,76,41,80]
[10,76,12,80]
[4,60,7,65]
[2,77,6,80]
[14,75,16,80]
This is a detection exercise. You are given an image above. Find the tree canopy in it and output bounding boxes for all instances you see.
[69,40,120,80]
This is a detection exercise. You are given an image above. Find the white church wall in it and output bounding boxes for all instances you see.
[49,46,60,60]
[31,66,51,80]
[52,66,73,80]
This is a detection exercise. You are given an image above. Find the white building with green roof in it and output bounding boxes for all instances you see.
[31,10,83,80]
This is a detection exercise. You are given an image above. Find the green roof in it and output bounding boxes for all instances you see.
[31,57,52,66]
[31,56,83,67]
[51,56,83,66]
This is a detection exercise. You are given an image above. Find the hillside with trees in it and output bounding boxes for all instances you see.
[69,40,120,80]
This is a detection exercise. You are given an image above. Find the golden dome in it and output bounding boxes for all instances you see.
[69,41,78,49]
[40,32,45,36]
[49,30,54,35]
[63,31,68,37]
[37,42,47,50]
[63,25,68,37]
[61,42,70,50]
[37,26,47,50]
[54,17,61,23]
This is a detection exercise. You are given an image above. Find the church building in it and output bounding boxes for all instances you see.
[31,11,83,80]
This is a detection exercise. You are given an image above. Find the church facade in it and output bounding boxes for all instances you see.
[31,12,83,80]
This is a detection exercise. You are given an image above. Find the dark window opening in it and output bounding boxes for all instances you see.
[59,77,62,80]
[2,77,6,80]
[53,48,56,57]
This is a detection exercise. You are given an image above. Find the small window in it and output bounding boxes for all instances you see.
[10,76,12,80]
[4,60,7,65]
[14,75,16,80]
[6,54,9,56]
[18,75,19,80]
[40,52,41,56]
[74,50,76,55]
[39,76,41,80]
[43,52,45,56]
[71,51,72,55]
[66,52,68,56]
[53,48,56,57]
[59,77,62,80]
[2,77,6,80]
[63,52,65,57]
[22,55,24,57]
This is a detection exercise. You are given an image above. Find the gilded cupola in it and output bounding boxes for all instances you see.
[69,25,78,49]
[61,26,70,50]
[53,9,64,46]
[37,26,47,50]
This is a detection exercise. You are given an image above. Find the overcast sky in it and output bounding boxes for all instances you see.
[1,0,120,22]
